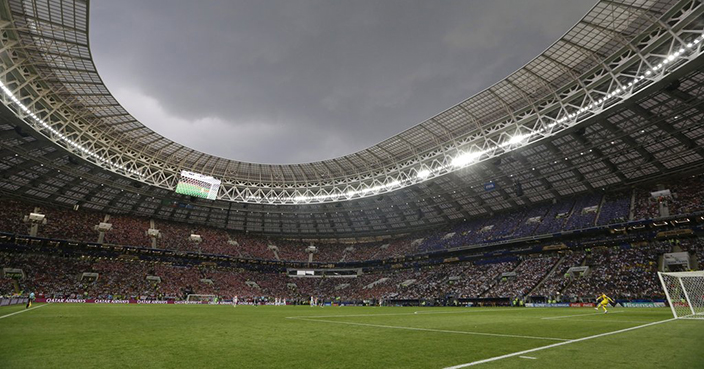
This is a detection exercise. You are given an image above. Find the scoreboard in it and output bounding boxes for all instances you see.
[175,170,221,200]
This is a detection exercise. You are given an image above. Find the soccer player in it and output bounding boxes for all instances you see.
[232,295,238,308]
[595,293,614,313]
[25,291,35,309]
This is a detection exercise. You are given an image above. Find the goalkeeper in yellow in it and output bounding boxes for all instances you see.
[595,293,614,313]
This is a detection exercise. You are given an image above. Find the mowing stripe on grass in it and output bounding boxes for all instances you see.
[443,318,676,368]
[291,317,569,341]
[0,303,49,320]
[411,310,519,315]
[552,318,654,324]
[286,308,517,319]
[541,311,623,320]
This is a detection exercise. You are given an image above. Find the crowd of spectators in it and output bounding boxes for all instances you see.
[534,199,575,235]
[666,238,704,270]
[155,221,197,252]
[229,234,275,260]
[312,242,347,263]
[0,199,32,235]
[195,228,233,255]
[40,207,102,242]
[662,176,704,215]
[373,237,425,260]
[457,211,527,245]
[486,256,559,298]
[563,193,602,231]
[346,241,385,261]
[0,236,694,302]
[562,242,669,300]
[531,251,586,297]
[597,191,630,226]
[104,216,151,248]
[512,204,552,238]
[387,261,517,300]
[633,187,660,220]
[276,241,309,262]
[3,176,704,263]
[632,175,704,220]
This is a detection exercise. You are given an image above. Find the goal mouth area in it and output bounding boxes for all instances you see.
[658,271,704,320]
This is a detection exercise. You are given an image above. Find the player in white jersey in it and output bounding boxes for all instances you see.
[232,295,238,307]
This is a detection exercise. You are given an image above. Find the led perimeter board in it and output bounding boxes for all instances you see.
[175,171,221,200]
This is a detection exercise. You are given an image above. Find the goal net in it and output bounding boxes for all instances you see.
[186,294,217,303]
[658,271,704,320]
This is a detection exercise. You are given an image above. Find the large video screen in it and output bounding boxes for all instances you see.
[175,170,221,200]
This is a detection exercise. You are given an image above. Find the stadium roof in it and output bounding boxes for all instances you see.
[0,0,703,237]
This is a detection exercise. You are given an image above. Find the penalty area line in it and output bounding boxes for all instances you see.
[291,317,568,341]
[0,303,49,320]
[443,318,676,368]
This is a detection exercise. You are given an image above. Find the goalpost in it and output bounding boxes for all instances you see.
[658,271,704,320]
[186,294,217,303]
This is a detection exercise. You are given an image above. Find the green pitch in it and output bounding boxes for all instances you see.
[0,304,702,368]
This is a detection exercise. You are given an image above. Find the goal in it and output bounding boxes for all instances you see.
[186,294,217,303]
[658,271,704,319]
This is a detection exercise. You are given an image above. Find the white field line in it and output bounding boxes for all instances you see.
[290,317,568,341]
[541,311,624,320]
[286,308,518,319]
[0,303,49,320]
[519,356,537,360]
[443,318,676,368]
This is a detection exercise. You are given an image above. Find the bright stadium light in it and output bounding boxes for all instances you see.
[452,151,484,167]
[384,180,401,188]
[0,81,143,177]
[506,134,528,146]
[417,169,431,179]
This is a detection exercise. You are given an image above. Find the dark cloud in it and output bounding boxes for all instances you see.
[90,0,593,164]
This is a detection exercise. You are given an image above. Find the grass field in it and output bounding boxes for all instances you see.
[0,304,702,368]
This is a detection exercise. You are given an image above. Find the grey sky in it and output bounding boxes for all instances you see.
[90,0,594,164]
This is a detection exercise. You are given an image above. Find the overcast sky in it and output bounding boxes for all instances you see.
[90,0,594,164]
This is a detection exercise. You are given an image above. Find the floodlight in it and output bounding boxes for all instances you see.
[417,169,431,179]
[452,151,483,167]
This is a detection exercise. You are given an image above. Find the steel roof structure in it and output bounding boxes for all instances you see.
[0,0,703,238]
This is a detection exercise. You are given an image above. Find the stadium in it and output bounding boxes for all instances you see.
[0,0,703,367]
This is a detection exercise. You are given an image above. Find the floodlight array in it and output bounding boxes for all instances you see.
[0,81,142,177]
[0,9,701,205]
[243,33,704,204]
